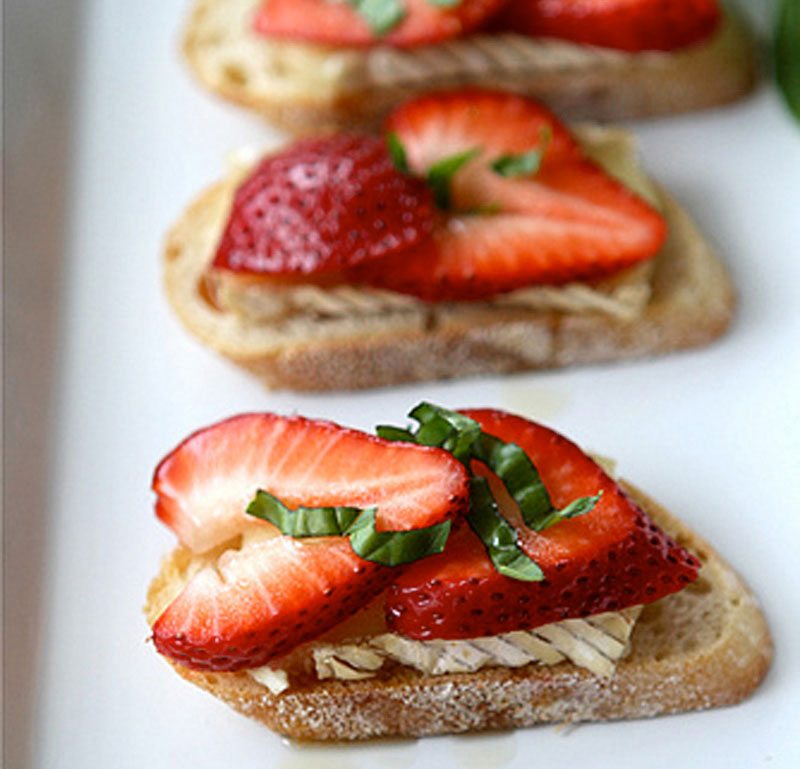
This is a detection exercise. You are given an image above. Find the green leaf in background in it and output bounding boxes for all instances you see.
[347,509,452,566]
[347,0,406,36]
[467,477,544,581]
[246,490,362,537]
[776,0,800,121]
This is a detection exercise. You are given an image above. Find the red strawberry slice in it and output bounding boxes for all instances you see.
[495,0,720,53]
[351,90,667,301]
[154,413,469,554]
[213,134,435,275]
[152,412,470,670]
[386,409,700,640]
[255,0,507,49]
[153,536,393,670]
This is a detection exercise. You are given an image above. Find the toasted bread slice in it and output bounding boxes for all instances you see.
[182,0,757,134]
[163,125,735,392]
[145,483,772,741]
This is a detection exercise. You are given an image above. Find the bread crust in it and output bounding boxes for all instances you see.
[182,0,757,134]
[163,166,735,391]
[145,484,772,741]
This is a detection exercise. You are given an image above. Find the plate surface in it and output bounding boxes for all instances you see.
[5,1,800,767]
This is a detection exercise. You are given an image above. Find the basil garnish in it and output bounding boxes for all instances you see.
[245,402,601,580]
[468,477,544,582]
[246,490,450,567]
[491,149,545,178]
[348,0,406,36]
[348,509,451,566]
[491,126,552,179]
[247,490,362,536]
[386,132,410,174]
[426,147,481,209]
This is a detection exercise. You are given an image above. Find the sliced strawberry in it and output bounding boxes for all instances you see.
[213,134,435,275]
[153,536,394,670]
[154,413,469,554]
[255,0,507,49]
[386,409,700,640]
[495,0,720,52]
[350,90,667,301]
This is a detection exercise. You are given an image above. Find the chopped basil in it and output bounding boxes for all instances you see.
[246,489,451,567]
[376,424,416,442]
[386,132,410,174]
[468,477,544,581]
[348,0,406,35]
[247,490,362,536]
[348,509,452,566]
[491,126,553,179]
[491,149,545,178]
[245,402,601,580]
[379,401,601,549]
[426,147,481,209]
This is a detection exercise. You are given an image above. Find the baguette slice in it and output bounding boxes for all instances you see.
[163,127,735,392]
[145,483,772,741]
[182,0,757,134]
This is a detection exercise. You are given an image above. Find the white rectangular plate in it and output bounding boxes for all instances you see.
[6,1,800,767]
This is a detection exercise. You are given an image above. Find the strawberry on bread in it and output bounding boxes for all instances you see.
[166,88,735,390]
[352,90,667,300]
[182,0,756,132]
[255,0,507,48]
[386,410,699,639]
[152,412,469,670]
[213,134,435,275]
[146,403,771,739]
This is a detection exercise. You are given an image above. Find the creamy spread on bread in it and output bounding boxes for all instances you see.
[248,606,642,694]
[210,127,661,325]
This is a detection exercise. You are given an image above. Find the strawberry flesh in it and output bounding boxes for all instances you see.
[154,413,470,554]
[351,90,667,301]
[255,0,507,48]
[495,0,720,53]
[153,537,394,670]
[152,413,470,671]
[386,409,700,640]
[213,134,435,275]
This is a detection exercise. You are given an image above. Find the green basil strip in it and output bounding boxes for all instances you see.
[246,490,362,537]
[409,401,481,463]
[471,433,553,529]
[491,126,553,179]
[427,0,461,7]
[386,132,410,174]
[776,0,800,121]
[347,509,452,566]
[376,425,416,443]
[426,147,481,209]
[468,477,544,582]
[491,148,545,179]
[348,0,406,35]
[535,492,603,532]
